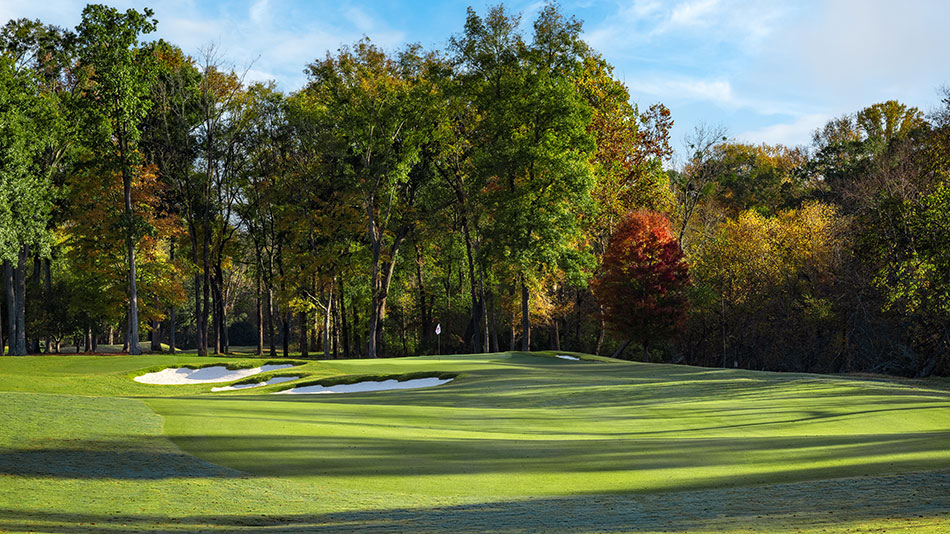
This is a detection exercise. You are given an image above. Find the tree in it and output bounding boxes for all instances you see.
[454,3,596,352]
[303,40,444,358]
[75,4,158,354]
[0,56,56,354]
[141,40,202,353]
[690,203,841,370]
[593,211,689,360]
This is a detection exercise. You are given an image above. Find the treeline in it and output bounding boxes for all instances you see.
[0,4,947,376]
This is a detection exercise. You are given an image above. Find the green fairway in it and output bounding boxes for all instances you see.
[1,352,948,533]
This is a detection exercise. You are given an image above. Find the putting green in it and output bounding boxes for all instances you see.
[1,351,948,533]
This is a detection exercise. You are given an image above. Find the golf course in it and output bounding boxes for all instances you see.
[1,351,948,533]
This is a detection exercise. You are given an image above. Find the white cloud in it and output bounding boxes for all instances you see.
[736,113,828,148]
[249,0,270,25]
[764,0,950,105]
[668,0,721,28]
[642,78,733,106]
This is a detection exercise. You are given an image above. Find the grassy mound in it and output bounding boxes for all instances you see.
[1,351,948,533]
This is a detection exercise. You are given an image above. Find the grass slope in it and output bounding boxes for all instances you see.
[0,351,948,533]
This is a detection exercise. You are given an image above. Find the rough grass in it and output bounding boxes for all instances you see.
[0,351,948,533]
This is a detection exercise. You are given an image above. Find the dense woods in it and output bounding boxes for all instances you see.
[1,3,948,377]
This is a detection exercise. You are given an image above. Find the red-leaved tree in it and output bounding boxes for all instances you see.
[593,211,690,360]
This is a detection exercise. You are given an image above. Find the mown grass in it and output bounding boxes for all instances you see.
[0,351,948,533]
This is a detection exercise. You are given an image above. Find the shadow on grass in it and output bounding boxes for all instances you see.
[0,441,239,479]
[163,431,950,487]
[0,470,948,533]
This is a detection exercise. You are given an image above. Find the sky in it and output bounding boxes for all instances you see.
[3,0,949,164]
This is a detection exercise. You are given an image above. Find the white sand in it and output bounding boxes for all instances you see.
[275,377,452,395]
[556,354,580,361]
[134,364,295,385]
[211,376,300,392]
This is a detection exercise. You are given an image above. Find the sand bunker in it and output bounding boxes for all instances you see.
[275,376,452,395]
[135,364,295,385]
[211,376,300,392]
[556,354,580,361]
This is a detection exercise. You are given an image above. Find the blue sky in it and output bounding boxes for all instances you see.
[4,0,949,163]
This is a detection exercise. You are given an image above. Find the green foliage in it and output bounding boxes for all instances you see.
[75,4,157,160]
[0,56,55,263]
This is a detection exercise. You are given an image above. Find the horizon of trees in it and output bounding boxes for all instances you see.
[1,3,948,377]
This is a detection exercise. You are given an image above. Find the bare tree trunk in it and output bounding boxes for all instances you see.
[595,304,606,355]
[299,310,308,358]
[510,308,516,351]
[150,319,161,352]
[4,260,14,356]
[15,246,28,355]
[414,245,430,353]
[211,269,221,354]
[194,268,205,356]
[255,269,263,355]
[281,312,290,358]
[169,308,176,353]
[462,218,481,353]
[339,278,349,358]
[351,294,359,357]
[611,338,633,359]
[333,291,340,358]
[201,212,211,357]
[323,285,332,360]
[521,278,531,352]
[31,255,40,353]
[0,268,4,355]
[266,286,276,358]
[166,240,176,353]
[488,286,499,352]
[121,155,141,356]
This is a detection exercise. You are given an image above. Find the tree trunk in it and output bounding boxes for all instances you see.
[4,260,14,356]
[595,304,606,356]
[168,308,176,353]
[151,319,161,352]
[509,308,516,351]
[0,268,4,355]
[300,310,309,358]
[323,285,332,360]
[281,312,290,358]
[266,286,276,358]
[521,278,530,352]
[488,286,499,353]
[461,217,481,353]
[193,268,205,356]
[201,210,211,357]
[414,244,431,353]
[108,325,114,345]
[611,338,633,359]
[721,294,727,368]
[31,255,40,353]
[333,290,341,359]
[211,269,221,354]
[86,329,93,353]
[552,317,560,351]
[123,162,141,355]
[15,246,28,356]
[339,278,350,358]
[255,269,263,355]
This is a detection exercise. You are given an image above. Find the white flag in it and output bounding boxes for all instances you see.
[435,323,441,335]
